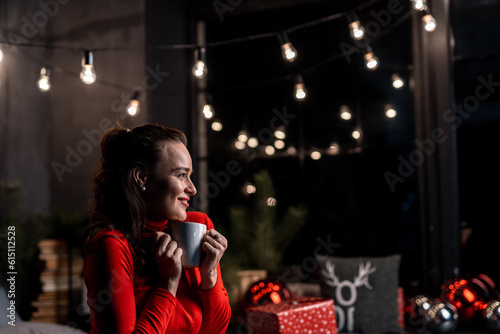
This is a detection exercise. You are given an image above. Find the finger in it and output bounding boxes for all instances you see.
[203,241,224,259]
[164,240,179,257]
[154,233,171,255]
[205,233,227,249]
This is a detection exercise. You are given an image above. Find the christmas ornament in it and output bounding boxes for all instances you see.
[244,278,292,309]
[483,300,500,331]
[408,295,433,323]
[426,301,459,333]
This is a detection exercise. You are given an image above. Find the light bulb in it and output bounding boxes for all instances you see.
[265,145,275,155]
[234,140,246,150]
[386,107,397,118]
[211,121,223,131]
[80,51,96,85]
[328,143,340,155]
[0,49,3,62]
[192,47,207,78]
[349,20,365,40]
[266,197,277,206]
[310,151,321,160]
[274,140,285,149]
[364,52,379,70]
[287,146,297,155]
[392,74,404,89]
[352,130,361,139]
[126,92,141,116]
[423,14,437,32]
[202,104,214,119]
[412,0,427,11]
[247,137,258,148]
[340,105,352,120]
[245,183,256,194]
[274,127,286,139]
[238,131,249,142]
[281,42,297,62]
[294,83,307,100]
[37,67,51,92]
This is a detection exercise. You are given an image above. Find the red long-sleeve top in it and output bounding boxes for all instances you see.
[83,211,231,333]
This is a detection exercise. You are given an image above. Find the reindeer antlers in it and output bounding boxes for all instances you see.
[353,261,377,289]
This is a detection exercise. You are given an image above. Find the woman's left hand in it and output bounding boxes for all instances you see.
[199,229,227,290]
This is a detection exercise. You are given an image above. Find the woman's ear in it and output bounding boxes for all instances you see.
[132,166,148,188]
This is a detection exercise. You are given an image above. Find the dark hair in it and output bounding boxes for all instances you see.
[85,123,187,260]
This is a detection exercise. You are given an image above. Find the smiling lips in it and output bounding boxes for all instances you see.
[179,197,190,208]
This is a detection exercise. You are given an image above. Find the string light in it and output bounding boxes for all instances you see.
[328,143,340,155]
[238,130,249,142]
[274,140,285,149]
[310,151,322,160]
[211,120,223,131]
[265,145,276,156]
[274,126,286,139]
[411,0,427,11]
[80,50,96,85]
[422,13,437,32]
[287,146,297,155]
[392,73,404,89]
[278,32,297,63]
[234,140,246,150]
[340,105,352,120]
[192,47,207,79]
[37,67,51,92]
[352,129,362,140]
[364,49,379,70]
[293,74,307,100]
[245,183,256,194]
[202,103,214,119]
[348,12,365,41]
[126,91,141,116]
[266,197,277,206]
[385,105,397,118]
[247,137,259,148]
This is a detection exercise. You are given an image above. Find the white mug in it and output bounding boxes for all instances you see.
[169,222,207,268]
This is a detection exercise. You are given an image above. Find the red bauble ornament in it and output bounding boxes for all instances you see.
[244,278,292,309]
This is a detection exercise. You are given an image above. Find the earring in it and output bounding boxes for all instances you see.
[141,186,146,191]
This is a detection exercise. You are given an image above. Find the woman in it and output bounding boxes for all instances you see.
[84,123,231,333]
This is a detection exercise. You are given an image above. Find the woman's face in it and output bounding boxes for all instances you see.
[144,141,197,222]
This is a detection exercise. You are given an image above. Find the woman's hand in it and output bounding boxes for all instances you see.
[152,231,183,296]
[199,229,227,290]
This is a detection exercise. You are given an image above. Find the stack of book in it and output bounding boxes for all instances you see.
[31,239,84,324]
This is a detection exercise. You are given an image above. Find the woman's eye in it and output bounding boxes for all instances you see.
[178,173,186,178]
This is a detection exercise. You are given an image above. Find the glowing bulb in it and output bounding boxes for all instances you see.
[281,42,297,62]
[0,49,3,62]
[340,105,352,120]
[423,14,437,32]
[234,140,246,150]
[352,130,361,139]
[192,47,207,78]
[266,197,277,206]
[364,52,379,70]
[274,127,286,139]
[349,20,365,40]
[247,137,258,148]
[392,74,404,89]
[412,0,427,11]
[310,151,321,160]
[328,143,339,155]
[211,121,223,131]
[238,131,249,142]
[294,83,307,100]
[287,146,297,155]
[80,51,96,85]
[37,67,51,92]
[386,107,397,118]
[274,140,285,149]
[202,104,214,119]
[245,183,256,194]
[265,145,275,155]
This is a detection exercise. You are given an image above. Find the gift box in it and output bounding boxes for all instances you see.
[246,297,338,334]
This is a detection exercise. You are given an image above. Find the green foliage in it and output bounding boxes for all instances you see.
[223,170,308,273]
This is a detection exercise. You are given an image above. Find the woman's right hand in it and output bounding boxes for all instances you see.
[152,231,183,296]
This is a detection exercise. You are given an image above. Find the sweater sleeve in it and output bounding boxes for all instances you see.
[195,214,232,334]
[84,232,177,334]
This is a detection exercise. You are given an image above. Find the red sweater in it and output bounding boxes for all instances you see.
[84,211,231,333]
